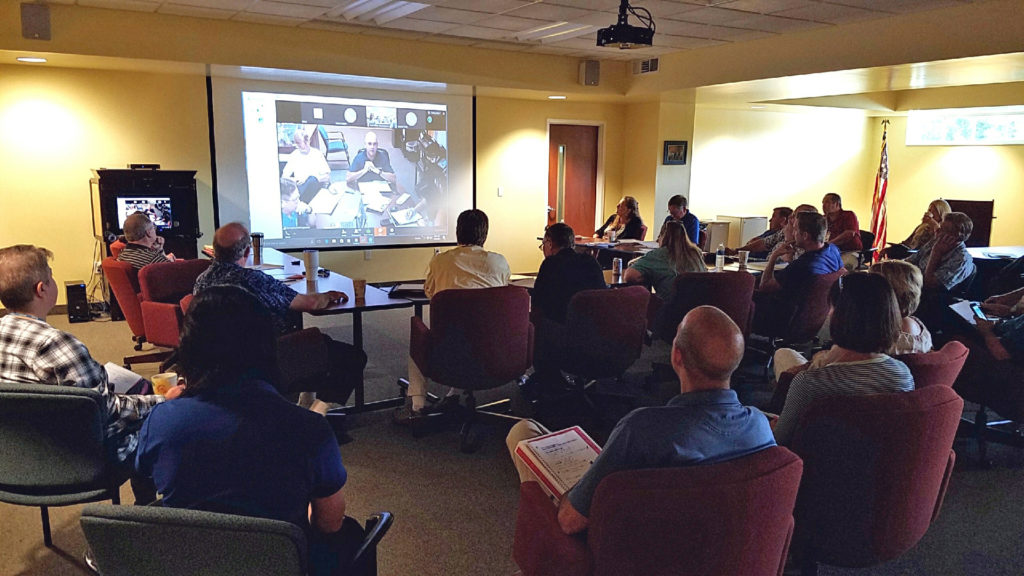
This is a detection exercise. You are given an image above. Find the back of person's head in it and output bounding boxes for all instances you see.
[944,212,974,243]
[620,196,640,218]
[869,260,922,318]
[672,305,744,387]
[661,221,704,273]
[213,222,251,262]
[774,206,793,220]
[797,212,827,244]
[0,245,52,309]
[179,286,279,395]
[456,209,489,246]
[123,212,154,242]
[929,199,951,221]
[668,195,687,210]
[793,204,818,215]
[829,272,901,353]
[544,222,575,250]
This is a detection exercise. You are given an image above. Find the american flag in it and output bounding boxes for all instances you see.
[869,125,889,262]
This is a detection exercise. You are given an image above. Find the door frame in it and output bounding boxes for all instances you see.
[546,119,605,231]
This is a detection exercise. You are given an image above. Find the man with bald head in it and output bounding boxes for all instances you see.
[346,131,396,187]
[194,222,367,408]
[506,306,776,535]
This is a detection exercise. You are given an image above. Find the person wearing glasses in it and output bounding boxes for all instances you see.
[663,195,700,245]
[771,273,915,445]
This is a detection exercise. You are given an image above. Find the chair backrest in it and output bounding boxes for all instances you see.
[654,271,755,342]
[424,286,533,391]
[139,259,212,304]
[638,224,648,241]
[895,340,969,388]
[102,257,145,338]
[587,446,803,576]
[782,269,844,342]
[80,504,307,576]
[0,383,114,494]
[109,238,127,259]
[563,286,651,380]
[789,386,963,568]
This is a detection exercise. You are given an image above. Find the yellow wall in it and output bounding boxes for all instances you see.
[0,64,212,305]
[689,107,875,228]
[881,117,1024,247]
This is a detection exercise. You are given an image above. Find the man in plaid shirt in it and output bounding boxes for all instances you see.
[0,245,183,503]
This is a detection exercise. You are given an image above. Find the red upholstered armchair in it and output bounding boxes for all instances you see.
[138,259,211,350]
[513,446,804,576]
[789,386,963,575]
[895,340,969,388]
[101,257,173,369]
[410,286,533,452]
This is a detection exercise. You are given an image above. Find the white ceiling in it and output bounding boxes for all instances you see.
[44,0,977,61]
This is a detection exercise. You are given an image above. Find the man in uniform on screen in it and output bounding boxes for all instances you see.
[346,131,396,187]
[281,128,331,204]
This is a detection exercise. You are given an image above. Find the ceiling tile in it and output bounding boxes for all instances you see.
[162,0,251,10]
[717,12,825,32]
[829,0,962,12]
[159,3,236,18]
[430,0,534,11]
[472,14,549,31]
[271,0,339,8]
[246,0,328,18]
[442,24,511,40]
[380,17,460,33]
[666,5,753,24]
[410,6,491,25]
[717,0,808,14]
[506,3,591,20]
[77,0,159,12]
[773,3,880,24]
[543,0,620,10]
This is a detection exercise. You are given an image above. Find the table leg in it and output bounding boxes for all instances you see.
[353,310,364,407]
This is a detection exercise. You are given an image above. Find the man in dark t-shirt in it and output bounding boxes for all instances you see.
[346,131,396,187]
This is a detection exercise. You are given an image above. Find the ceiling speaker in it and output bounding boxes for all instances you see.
[579,60,600,87]
[21,3,51,41]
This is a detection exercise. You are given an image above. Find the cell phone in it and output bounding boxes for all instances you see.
[970,302,987,321]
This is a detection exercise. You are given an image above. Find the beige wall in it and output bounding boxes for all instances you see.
[0,64,212,305]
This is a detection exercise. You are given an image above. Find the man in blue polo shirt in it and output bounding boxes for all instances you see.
[664,194,700,245]
[506,306,776,534]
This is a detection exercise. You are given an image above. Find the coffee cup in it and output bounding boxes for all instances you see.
[302,250,319,281]
[152,372,178,396]
[352,278,367,301]
[250,232,264,265]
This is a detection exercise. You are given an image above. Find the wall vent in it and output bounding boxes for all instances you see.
[632,58,659,75]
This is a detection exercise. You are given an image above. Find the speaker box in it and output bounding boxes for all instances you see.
[65,280,90,324]
[579,60,600,86]
[21,3,50,41]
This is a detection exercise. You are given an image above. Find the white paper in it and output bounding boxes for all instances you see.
[104,362,145,394]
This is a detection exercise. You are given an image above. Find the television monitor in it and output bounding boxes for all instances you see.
[116,196,173,230]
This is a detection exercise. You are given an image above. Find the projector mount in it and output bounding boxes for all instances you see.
[596,0,655,49]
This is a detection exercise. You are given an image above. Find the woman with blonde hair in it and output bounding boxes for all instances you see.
[594,196,645,241]
[624,220,706,298]
[885,199,951,260]
[870,260,933,354]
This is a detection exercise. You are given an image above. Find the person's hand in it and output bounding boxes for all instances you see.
[166,252,176,262]
[153,236,165,251]
[932,231,958,258]
[322,290,348,307]
[365,161,379,175]
[163,384,185,400]
[769,241,794,262]
[980,302,1012,317]
[976,317,997,334]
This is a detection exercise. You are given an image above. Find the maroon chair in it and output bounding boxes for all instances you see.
[651,271,756,343]
[789,386,963,575]
[562,286,650,383]
[513,446,804,576]
[138,259,212,349]
[101,257,173,369]
[410,286,533,452]
[895,340,969,388]
[108,238,127,259]
[951,337,1023,463]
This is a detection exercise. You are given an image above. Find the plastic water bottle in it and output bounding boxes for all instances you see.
[716,243,725,272]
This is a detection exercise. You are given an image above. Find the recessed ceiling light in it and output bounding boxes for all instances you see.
[548,95,567,100]
[17,57,47,63]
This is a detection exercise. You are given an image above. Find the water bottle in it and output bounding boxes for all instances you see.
[716,243,725,272]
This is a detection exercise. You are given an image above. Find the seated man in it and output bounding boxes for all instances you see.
[906,212,975,329]
[135,286,365,576]
[281,178,311,228]
[731,204,814,259]
[116,212,175,269]
[0,244,183,503]
[396,209,511,421]
[528,223,606,390]
[346,131,396,188]
[821,193,862,272]
[664,195,700,245]
[282,128,332,204]
[728,206,792,259]
[194,222,366,409]
[753,211,843,334]
[954,287,1024,423]
[507,306,776,534]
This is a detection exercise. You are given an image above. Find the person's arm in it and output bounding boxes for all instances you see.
[921,235,958,289]
[736,236,769,254]
[345,153,369,186]
[594,215,614,239]
[976,318,1013,361]
[290,290,347,312]
[556,496,588,535]
[985,287,1024,308]
[622,266,644,285]
[759,242,794,293]
[309,487,347,534]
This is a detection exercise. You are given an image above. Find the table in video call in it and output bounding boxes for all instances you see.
[305,181,427,231]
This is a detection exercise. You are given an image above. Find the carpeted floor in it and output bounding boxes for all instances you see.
[2,309,1023,576]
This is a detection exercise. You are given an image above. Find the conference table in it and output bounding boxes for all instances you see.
[246,247,415,413]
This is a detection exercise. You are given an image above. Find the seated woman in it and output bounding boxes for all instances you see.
[884,199,950,259]
[135,286,364,576]
[771,273,915,445]
[624,220,707,299]
[869,260,933,354]
[594,196,645,241]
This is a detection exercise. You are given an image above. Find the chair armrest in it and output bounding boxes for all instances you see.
[140,301,184,348]
[409,316,431,379]
[350,511,394,569]
[513,482,591,576]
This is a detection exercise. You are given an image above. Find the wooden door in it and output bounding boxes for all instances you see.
[548,125,599,235]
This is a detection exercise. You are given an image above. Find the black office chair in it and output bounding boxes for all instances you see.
[0,382,128,547]
[857,230,877,269]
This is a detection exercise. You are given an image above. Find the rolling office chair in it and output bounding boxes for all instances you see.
[513,446,803,576]
[789,386,962,575]
[0,383,128,547]
[650,271,756,343]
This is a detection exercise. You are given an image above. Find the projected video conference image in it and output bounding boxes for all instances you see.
[242,91,457,250]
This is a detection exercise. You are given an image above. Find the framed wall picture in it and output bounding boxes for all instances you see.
[663,140,688,165]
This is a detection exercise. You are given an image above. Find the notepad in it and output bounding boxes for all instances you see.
[308,189,340,214]
[515,426,602,503]
[390,208,423,226]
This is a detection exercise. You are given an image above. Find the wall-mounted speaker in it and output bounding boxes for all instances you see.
[579,60,600,87]
[21,3,51,41]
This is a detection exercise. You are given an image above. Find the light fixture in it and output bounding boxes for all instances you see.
[16,57,47,63]
[548,95,567,100]
[596,0,654,49]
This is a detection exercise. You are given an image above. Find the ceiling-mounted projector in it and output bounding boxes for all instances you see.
[597,0,655,49]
